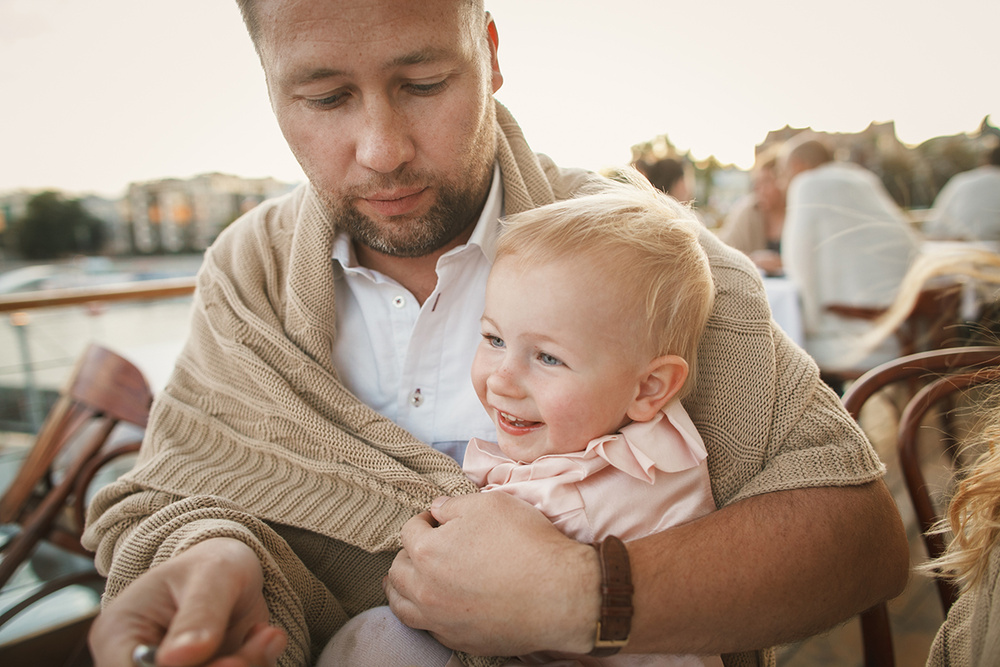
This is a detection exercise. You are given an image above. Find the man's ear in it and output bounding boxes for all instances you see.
[626,355,689,423]
[485,12,504,93]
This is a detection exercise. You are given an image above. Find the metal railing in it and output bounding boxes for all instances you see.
[1,277,197,433]
[0,277,197,313]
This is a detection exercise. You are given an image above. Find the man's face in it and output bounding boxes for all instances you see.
[256,0,502,257]
[753,166,785,212]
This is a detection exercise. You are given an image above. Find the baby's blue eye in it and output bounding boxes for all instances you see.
[484,334,505,349]
[539,352,562,366]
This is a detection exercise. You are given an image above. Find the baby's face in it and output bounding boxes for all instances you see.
[471,255,649,463]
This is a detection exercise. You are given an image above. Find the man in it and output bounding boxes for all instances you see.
[924,144,1000,243]
[779,135,920,380]
[85,2,909,666]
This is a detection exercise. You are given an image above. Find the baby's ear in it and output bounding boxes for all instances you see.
[627,355,689,423]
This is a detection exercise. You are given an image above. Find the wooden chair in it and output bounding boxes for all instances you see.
[0,343,153,666]
[841,345,1000,666]
[896,359,1000,614]
[823,282,966,391]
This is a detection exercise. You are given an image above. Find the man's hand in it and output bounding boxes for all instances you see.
[385,492,601,656]
[89,537,287,667]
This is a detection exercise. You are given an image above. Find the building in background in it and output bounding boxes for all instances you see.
[1,173,296,259]
[127,173,296,254]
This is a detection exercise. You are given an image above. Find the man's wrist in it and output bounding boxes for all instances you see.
[556,539,604,654]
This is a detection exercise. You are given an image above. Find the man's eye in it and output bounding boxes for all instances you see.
[406,80,447,96]
[307,92,349,109]
[538,352,562,366]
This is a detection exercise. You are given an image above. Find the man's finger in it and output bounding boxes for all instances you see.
[228,624,287,667]
[384,563,427,631]
[427,496,456,525]
[399,509,438,548]
[157,565,241,664]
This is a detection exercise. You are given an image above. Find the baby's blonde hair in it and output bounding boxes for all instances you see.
[495,169,715,398]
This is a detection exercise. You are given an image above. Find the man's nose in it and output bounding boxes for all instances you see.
[355,99,416,174]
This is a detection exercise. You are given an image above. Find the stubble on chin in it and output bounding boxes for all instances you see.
[320,163,495,258]
[320,98,498,258]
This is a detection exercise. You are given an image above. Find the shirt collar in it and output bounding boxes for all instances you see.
[332,162,504,269]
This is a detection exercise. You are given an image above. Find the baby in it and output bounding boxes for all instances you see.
[463,173,721,666]
[320,172,722,667]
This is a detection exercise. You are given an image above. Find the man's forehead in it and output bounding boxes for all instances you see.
[255,0,475,33]
[256,0,479,70]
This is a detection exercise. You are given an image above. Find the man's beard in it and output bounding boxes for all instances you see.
[323,166,493,258]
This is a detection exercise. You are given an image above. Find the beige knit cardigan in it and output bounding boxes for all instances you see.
[926,546,1000,666]
[83,102,885,667]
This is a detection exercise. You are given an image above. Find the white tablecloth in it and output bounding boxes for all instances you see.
[763,277,804,347]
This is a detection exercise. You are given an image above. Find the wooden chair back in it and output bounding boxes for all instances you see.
[824,282,966,387]
[0,343,153,588]
[840,345,1000,665]
[896,362,1000,613]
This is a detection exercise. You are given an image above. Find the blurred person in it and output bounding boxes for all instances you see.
[634,158,694,204]
[779,134,921,387]
[924,144,1000,243]
[83,2,909,666]
[719,147,787,276]
[852,248,1000,666]
[925,420,1000,667]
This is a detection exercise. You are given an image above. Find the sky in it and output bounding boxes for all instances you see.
[1,0,997,199]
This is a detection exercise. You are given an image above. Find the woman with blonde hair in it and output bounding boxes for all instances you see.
[856,247,1000,665]
[924,413,1000,665]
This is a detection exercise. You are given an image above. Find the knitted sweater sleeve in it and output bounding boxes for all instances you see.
[687,231,884,510]
[82,184,476,665]
[84,486,349,665]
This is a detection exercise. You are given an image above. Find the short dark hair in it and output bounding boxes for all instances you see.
[634,158,686,195]
[787,139,833,170]
[989,144,1000,167]
[234,0,260,53]
[235,0,486,56]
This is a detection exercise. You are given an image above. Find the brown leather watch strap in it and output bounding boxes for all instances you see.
[589,535,633,656]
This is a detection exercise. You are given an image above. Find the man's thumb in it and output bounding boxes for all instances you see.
[428,495,456,525]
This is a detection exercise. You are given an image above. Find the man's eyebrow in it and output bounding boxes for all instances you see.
[288,49,454,87]
[292,68,345,86]
[387,48,449,69]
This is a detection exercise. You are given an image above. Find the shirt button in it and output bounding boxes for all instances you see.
[392,296,406,308]
[409,389,423,407]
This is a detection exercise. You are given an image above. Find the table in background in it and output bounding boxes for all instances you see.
[763,277,804,347]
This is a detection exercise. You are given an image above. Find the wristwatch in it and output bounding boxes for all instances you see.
[589,535,633,656]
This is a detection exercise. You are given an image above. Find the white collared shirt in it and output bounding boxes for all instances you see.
[330,164,502,463]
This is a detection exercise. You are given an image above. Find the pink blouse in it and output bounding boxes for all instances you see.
[463,400,716,545]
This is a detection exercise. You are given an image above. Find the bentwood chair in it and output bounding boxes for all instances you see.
[823,282,966,392]
[841,345,1000,666]
[896,356,1000,614]
[0,343,153,666]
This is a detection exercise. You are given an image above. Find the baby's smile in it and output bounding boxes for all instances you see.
[498,411,540,429]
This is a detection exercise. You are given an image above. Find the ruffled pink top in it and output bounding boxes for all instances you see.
[463,400,716,544]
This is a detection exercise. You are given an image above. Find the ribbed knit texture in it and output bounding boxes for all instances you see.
[926,546,1000,666]
[83,101,884,667]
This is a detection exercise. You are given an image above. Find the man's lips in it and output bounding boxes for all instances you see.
[359,188,427,217]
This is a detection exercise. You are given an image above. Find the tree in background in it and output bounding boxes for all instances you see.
[10,191,107,260]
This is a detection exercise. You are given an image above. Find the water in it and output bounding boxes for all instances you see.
[0,255,203,430]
